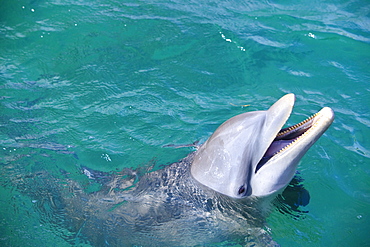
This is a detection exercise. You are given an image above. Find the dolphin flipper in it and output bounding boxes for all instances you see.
[81,166,139,193]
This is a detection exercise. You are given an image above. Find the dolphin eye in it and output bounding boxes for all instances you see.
[238,185,246,195]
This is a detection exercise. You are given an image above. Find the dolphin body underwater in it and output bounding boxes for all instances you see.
[17,94,334,246]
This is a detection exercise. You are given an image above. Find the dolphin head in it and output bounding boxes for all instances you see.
[190,94,334,198]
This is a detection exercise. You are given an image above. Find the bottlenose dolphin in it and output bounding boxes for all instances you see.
[15,94,334,246]
[191,93,334,198]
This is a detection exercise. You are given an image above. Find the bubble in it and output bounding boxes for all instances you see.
[101,153,112,162]
[307,32,316,39]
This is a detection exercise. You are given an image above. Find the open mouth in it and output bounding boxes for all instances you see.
[255,107,333,173]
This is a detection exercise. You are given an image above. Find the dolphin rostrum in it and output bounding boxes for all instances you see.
[12,93,334,246]
[191,93,334,198]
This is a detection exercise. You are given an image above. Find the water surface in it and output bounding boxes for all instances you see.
[1,0,369,246]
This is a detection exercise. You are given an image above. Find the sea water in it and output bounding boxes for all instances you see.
[0,0,369,246]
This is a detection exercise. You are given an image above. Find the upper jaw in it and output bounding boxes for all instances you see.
[250,93,295,168]
[276,107,334,141]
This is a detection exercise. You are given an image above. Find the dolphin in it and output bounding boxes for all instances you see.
[191,93,334,198]
[14,93,334,246]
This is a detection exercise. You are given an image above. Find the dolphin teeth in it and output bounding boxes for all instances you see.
[255,112,317,172]
[274,135,299,156]
[263,111,320,160]
[273,110,325,156]
[276,112,318,138]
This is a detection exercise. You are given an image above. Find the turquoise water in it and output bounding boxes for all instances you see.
[1,0,369,246]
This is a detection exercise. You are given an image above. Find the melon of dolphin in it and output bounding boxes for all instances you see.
[191,93,334,198]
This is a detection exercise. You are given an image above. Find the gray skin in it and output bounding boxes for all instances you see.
[57,153,274,246]
[19,94,334,246]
